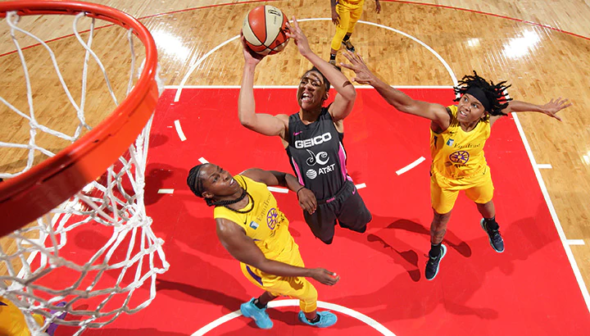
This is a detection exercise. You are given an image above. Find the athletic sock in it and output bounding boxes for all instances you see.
[429,243,442,258]
[253,298,266,309]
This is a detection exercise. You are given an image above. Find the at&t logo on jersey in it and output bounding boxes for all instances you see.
[306,164,336,179]
[295,132,332,149]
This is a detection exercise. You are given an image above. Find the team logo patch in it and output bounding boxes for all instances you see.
[446,139,455,147]
[249,221,259,230]
[449,151,470,164]
[266,208,278,230]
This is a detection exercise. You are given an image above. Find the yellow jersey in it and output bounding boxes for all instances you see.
[430,105,490,179]
[214,175,294,262]
[338,0,364,8]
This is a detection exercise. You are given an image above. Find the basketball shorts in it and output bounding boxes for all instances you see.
[304,180,372,244]
[430,166,494,214]
[240,239,318,313]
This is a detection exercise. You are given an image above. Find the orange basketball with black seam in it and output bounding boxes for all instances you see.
[242,5,289,55]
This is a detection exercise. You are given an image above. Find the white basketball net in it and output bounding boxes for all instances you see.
[0,11,169,336]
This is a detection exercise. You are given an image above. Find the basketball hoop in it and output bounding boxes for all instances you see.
[0,1,168,335]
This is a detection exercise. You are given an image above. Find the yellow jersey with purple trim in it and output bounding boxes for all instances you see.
[430,105,490,179]
[213,175,293,261]
[338,0,364,8]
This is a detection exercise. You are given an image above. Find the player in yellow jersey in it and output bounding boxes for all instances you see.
[341,52,571,280]
[329,0,381,65]
[186,163,339,329]
[0,297,66,336]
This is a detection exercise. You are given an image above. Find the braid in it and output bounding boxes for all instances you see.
[187,168,255,213]
[453,71,512,120]
[187,164,208,198]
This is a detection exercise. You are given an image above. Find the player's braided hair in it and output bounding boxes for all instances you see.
[453,71,513,121]
[187,164,254,213]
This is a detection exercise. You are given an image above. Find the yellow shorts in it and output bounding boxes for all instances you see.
[241,242,318,313]
[330,1,364,50]
[430,167,494,214]
[0,297,45,336]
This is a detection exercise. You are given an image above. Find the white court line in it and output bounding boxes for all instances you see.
[157,189,174,194]
[175,15,590,316]
[267,186,288,193]
[396,156,426,175]
[174,18,457,102]
[165,85,454,89]
[198,157,208,164]
[191,299,396,336]
[567,240,586,246]
[512,112,590,313]
[174,120,187,141]
[356,183,367,189]
[536,164,552,169]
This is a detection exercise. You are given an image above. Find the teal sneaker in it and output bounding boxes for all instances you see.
[240,298,273,329]
[298,310,337,328]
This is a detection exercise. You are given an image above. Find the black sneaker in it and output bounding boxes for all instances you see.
[342,40,355,52]
[425,244,446,281]
[480,219,505,253]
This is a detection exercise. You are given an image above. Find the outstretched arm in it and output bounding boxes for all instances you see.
[241,168,317,214]
[216,218,339,285]
[238,37,289,137]
[490,98,571,126]
[340,51,450,129]
[286,17,357,122]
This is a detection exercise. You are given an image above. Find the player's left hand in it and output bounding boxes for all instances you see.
[297,187,317,215]
[285,17,312,58]
[541,97,571,121]
[375,0,381,14]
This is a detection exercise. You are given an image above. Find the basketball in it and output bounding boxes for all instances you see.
[242,5,289,55]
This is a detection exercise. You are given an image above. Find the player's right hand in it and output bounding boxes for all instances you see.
[331,10,340,25]
[240,33,265,65]
[311,268,340,286]
[297,187,317,215]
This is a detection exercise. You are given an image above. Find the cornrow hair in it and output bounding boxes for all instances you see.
[186,167,255,213]
[453,71,513,120]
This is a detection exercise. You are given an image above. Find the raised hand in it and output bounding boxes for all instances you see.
[540,97,572,121]
[311,268,340,286]
[285,17,312,58]
[297,187,317,215]
[340,51,376,85]
[241,34,265,66]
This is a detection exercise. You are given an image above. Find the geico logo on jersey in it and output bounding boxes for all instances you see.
[295,132,332,149]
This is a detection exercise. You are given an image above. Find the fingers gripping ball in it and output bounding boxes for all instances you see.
[242,5,289,55]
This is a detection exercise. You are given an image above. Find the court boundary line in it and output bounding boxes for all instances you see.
[511,113,590,312]
[191,299,396,336]
[173,18,457,102]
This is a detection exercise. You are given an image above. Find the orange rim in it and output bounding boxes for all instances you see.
[0,1,159,237]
